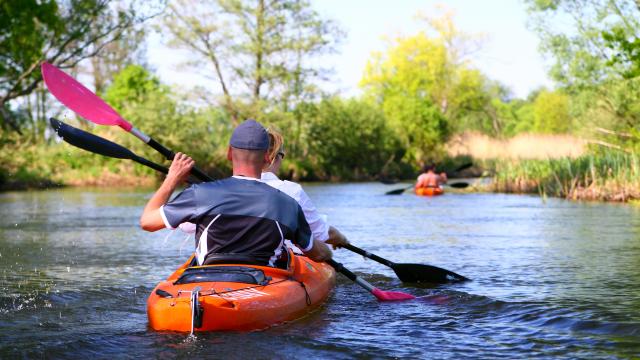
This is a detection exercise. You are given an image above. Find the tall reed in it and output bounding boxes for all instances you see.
[488,149,640,201]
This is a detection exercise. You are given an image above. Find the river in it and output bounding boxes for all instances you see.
[1,184,639,359]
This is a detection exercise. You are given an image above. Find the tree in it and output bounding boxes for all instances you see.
[532,90,571,133]
[303,97,400,180]
[360,11,490,163]
[89,22,149,96]
[526,0,640,86]
[160,0,341,123]
[526,0,640,131]
[0,0,160,134]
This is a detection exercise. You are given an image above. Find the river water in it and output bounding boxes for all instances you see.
[1,184,639,359]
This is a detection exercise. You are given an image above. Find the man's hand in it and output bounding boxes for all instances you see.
[167,152,194,186]
[140,152,194,232]
[304,239,332,262]
[325,226,349,249]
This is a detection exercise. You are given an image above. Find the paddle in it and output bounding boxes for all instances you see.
[41,62,213,182]
[385,182,469,195]
[343,244,469,283]
[327,259,415,301]
[50,118,172,176]
[385,185,413,195]
[384,162,473,195]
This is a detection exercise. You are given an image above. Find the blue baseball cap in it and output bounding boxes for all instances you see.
[229,119,269,150]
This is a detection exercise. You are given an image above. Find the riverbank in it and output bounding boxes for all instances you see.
[485,150,640,202]
[0,139,159,191]
[3,136,638,203]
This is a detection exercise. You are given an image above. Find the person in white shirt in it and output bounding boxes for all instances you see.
[261,128,349,249]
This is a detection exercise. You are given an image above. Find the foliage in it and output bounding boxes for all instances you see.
[360,11,494,162]
[0,0,159,134]
[300,97,403,180]
[525,0,640,136]
[103,65,233,178]
[489,148,640,201]
[603,25,640,79]
[532,90,571,133]
[160,0,342,122]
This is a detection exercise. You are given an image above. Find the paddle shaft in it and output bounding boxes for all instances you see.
[326,259,376,292]
[133,131,214,182]
[385,184,413,195]
[342,244,394,267]
[134,155,169,175]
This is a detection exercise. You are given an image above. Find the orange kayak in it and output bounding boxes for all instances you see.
[147,252,335,332]
[415,187,444,196]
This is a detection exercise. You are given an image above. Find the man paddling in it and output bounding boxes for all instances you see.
[139,119,332,266]
[415,164,448,189]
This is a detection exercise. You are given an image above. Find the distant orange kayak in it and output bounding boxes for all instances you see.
[415,187,444,196]
[147,252,335,332]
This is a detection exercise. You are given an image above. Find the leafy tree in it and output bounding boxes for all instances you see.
[0,0,160,134]
[360,11,490,163]
[603,25,640,79]
[526,0,640,132]
[532,90,571,133]
[302,97,401,180]
[160,0,342,123]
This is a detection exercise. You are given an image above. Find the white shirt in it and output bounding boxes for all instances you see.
[261,172,330,242]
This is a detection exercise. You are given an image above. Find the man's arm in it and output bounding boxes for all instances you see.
[303,239,332,262]
[439,172,448,185]
[140,153,194,232]
[325,226,349,249]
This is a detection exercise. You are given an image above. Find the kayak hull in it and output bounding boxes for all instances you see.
[415,187,444,196]
[147,253,335,332]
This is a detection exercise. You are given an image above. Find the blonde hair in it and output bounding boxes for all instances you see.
[266,128,285,165]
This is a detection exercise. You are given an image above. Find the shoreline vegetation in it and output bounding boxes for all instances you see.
[2,132,637,203]
[484,150,639,202]
[3,3,640,205]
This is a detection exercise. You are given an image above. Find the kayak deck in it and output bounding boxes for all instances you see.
[147,253,335,332]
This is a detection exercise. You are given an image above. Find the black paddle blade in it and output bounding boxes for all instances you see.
[50,118,135,160]
[391,263,470,284]
[448,182,469,189]
[385,188,406,195]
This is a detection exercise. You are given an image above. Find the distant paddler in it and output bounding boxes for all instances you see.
[415,164,447,196]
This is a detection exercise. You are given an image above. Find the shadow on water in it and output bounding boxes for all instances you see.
[1,186,640,358]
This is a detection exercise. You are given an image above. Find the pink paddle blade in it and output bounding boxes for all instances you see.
[372,288,416,302]
[41,62,132,131]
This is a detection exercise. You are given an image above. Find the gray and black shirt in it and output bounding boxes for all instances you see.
[160,176,313,266]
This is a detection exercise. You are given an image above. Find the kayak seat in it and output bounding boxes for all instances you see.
[175,266,270,286]
[202,253,266,266]
[202,251,291,270]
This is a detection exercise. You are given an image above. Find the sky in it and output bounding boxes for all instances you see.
[148,0,553,99]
